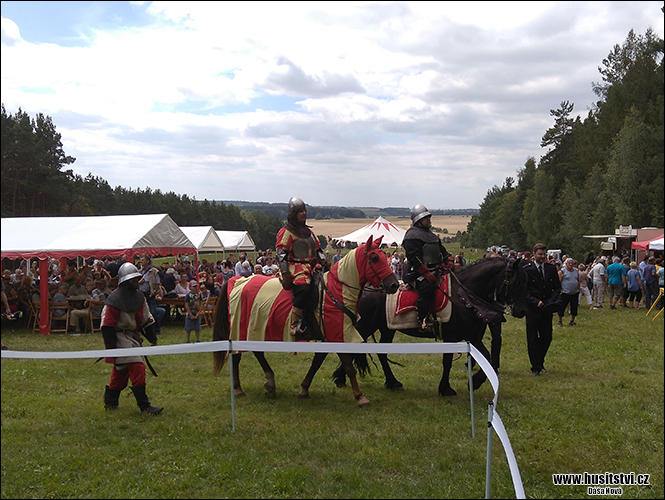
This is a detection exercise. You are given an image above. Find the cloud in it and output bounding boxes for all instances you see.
[1,16,22,46]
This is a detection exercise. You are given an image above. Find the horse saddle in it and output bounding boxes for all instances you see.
[386,274,452,330]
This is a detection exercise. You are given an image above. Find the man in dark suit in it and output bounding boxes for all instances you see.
[523,243,561,376]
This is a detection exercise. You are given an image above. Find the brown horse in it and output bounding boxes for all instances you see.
[213,235,399,407]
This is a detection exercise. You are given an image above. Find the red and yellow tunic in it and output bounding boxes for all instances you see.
[276,226,321,286]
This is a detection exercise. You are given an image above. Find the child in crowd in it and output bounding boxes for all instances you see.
[184,280,203,343]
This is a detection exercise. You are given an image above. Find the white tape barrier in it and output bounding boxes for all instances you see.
[491,410,526,499]
[0,340,473,359]
[1,340,524,498]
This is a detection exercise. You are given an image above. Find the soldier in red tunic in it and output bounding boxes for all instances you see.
[276,197,325,337]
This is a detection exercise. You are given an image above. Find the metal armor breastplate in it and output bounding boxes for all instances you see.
[292,235,316,260]
[423,242,442,266]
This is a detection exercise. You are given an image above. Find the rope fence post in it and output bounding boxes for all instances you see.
[485,401,494,499]
[467,342,475,439]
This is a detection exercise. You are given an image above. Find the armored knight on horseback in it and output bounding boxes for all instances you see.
[276,196,327,337]
[403,204,452,331]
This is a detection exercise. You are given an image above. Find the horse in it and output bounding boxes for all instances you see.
[345,257,529,397]
[212,235,399,407]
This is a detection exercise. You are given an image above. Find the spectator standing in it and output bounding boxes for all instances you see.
[523,243,561,376]
[641,257,658,309]
[184,281,203,343]
[69,279,95,334]
[589,257,607,309]
[577,264,593,310]
[234,253,249,276]
[626,262,644,309]
[656,259,664,310]
[138,255,165,336]
[606,256,627,310]
[557,258,579,326]
[253,264,264,275]
[393,252,407,282]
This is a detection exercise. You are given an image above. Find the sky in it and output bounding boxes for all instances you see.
[1,1,663,210]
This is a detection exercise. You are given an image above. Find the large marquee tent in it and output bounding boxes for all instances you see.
[1,214,196,334]
[180,226,225,254]
[216,230,256,253]
[332,216,407,247]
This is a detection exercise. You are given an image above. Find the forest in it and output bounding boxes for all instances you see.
[2,29,662,257]
[461,28,664,258]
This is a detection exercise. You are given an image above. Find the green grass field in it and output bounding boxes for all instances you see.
[1,302,663,498]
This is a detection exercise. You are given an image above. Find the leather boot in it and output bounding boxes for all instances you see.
[104,385,121,410]
[131,385,163,415]
[289,307,303,337]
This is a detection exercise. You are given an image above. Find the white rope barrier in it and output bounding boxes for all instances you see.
[1,340,525,499]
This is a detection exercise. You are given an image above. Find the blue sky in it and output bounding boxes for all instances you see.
[1,1,663,209]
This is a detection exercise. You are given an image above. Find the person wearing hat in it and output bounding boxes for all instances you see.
[100,262,162,414]
[184,280,204,343]
[403,204,452,331]
[276,196,326,337]
[522,243,562,376]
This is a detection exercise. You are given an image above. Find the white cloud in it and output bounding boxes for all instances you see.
[1,1,663,210]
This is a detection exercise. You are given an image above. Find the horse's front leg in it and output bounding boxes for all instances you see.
[298,352,328,399]
[253,352,276,396]
[232,353,246,397]
[471,336,490,391]
[339,353,371,408]
[438,352,457,397]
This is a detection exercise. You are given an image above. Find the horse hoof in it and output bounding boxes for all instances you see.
[264,378,276,395]
[234,389,246,398]
[386,382,405,391]
[297,390,310,399]
[439,386,457,397]
[356,396,371,408]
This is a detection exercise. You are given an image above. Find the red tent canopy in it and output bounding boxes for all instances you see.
[631,234,664,251]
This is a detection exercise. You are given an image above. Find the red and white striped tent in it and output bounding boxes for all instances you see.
[333,216,407,247]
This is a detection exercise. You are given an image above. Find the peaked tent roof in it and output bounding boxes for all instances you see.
[332,216,407,246]
[216,230,256,252]
[630,233,664,251]
[1,213,196,260]
[180,226,225,253]
[649,236,664,251]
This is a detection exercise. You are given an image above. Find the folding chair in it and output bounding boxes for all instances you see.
[202,295,217,328]
[49,303,71,334]
[88,300,105,334]
[31,302,41,333]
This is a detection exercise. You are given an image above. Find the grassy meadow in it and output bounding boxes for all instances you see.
[1,302,663,498]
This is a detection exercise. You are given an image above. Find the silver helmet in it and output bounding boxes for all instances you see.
[410,204,431,224]
[288,196,306,216]
[117,263,142,284]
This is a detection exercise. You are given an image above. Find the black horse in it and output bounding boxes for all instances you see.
[346,257,529,397]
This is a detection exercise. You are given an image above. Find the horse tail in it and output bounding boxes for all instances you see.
[212,281,230,376]
[331,352,371,387]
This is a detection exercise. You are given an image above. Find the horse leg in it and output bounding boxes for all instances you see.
[438,352,457,397]
[253,351,276,396]
[379,328,403,391]
[471,337,490,391]
[298,352,328,399]
[339,353,370,408]
[232,353,246,397]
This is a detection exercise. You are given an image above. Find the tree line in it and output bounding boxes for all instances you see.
[462,28,664,258]
[0,106,283,251]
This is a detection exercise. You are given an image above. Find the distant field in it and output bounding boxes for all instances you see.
[309,215,472,239]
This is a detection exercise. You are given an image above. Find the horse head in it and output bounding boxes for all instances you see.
[360,235,399,294]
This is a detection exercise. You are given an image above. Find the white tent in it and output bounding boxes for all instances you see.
[332,216,407,247]
[1,214,196,334]
[180,226,225,253]
[216,230,256,253]
[649,237,664,251]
